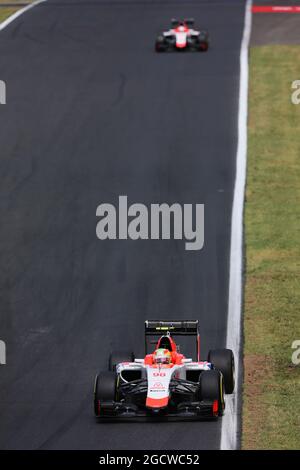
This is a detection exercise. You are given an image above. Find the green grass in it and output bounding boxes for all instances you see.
[243,45,300,449]
[0,0,35,23]
[0,7,19,22]
[0,0,31,4]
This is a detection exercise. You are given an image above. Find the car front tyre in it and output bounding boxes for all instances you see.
[197,31,209,51]
[198,370,225,416]
[94,371,117,417]
[155,35,166,52]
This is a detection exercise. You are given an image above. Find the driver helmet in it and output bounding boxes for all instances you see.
[153,348,172,365]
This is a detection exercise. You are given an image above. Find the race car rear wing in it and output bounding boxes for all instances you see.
[171,18,195,28]
[144,320,200,361]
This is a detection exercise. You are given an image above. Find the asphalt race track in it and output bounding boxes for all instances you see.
[0,0,246,450]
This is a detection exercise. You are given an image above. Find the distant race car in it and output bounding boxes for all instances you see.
[155,19,209,52]
[94,320,235,420]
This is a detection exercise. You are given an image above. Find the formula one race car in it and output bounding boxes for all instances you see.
[155,19,209,52]
[94,320,235,420]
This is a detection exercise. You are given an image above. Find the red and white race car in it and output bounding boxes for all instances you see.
[155,19,209,52]
[94,320,234,420]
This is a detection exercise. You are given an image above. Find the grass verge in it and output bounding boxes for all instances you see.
[0,0,31,4]
[242,45,300,449]
[0,7,19,22]
[0,0,34,23]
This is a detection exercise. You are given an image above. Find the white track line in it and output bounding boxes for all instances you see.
[220,0,252,450]
[0,0,46,32]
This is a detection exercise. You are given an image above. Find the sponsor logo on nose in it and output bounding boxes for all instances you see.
[153,382,164,389]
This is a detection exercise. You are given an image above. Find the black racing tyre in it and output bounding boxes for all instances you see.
[94,371,116,416]
[207,349,235,394]
[198,370,225,416]
[197,31,209,51]
[155,36,166,52]
[108,351,135,371]
[199,30,209,42]
[198,42,209,52]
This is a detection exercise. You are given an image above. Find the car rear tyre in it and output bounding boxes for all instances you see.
[207,348,235,394]
[94,371,116,416]
[108,350,135,371]
[198,41,208,52]
[198,370,225,416]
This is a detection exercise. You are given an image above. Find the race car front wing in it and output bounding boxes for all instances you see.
[96,399,219,420]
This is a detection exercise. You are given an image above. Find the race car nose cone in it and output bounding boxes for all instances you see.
[146,397,169,408]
